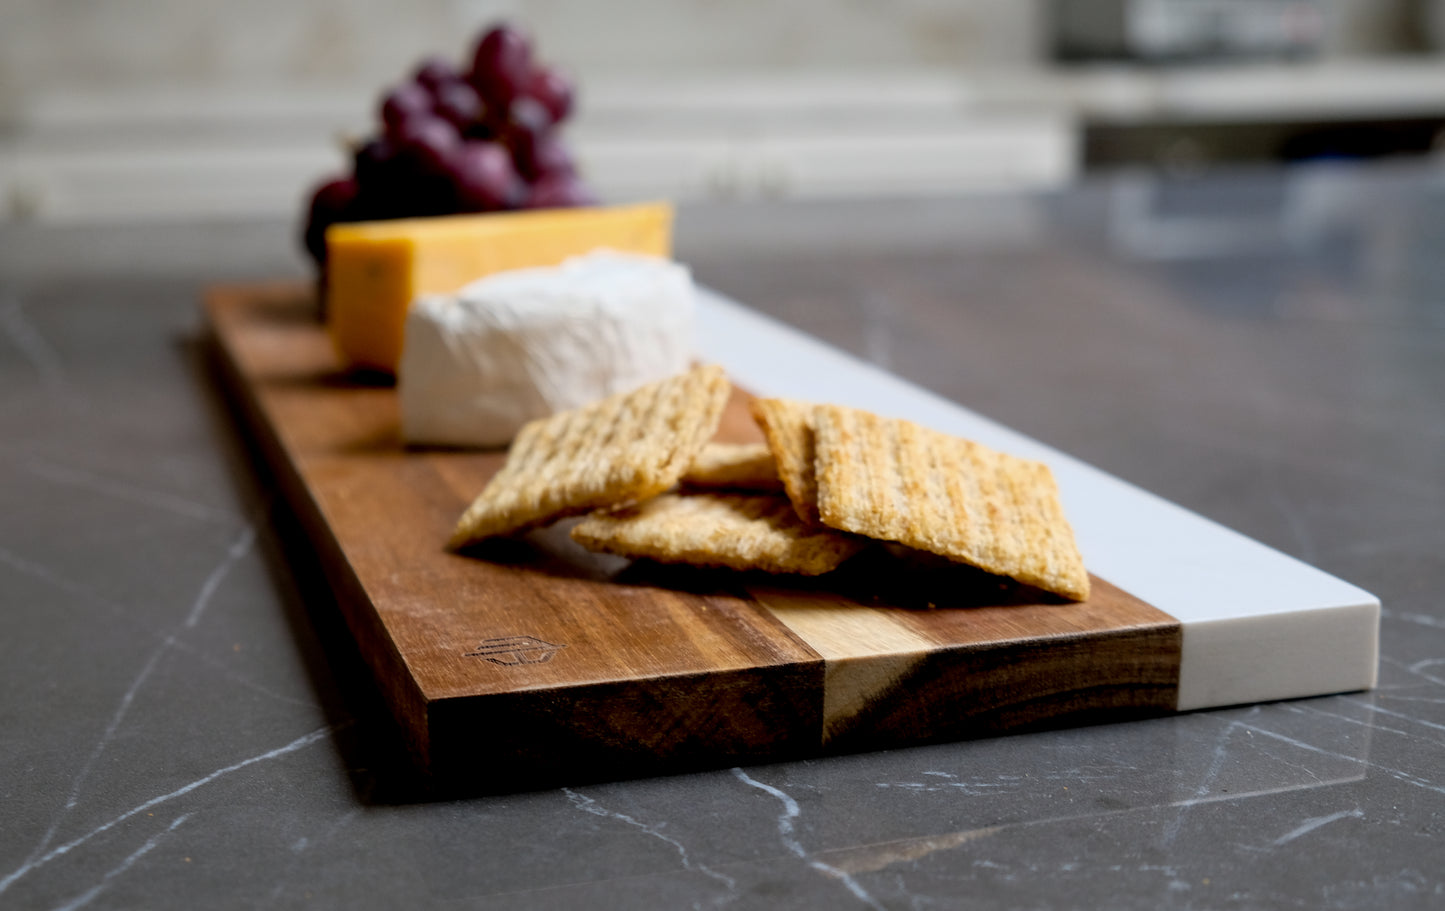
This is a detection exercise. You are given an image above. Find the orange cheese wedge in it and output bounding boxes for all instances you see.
[324,201,673,373]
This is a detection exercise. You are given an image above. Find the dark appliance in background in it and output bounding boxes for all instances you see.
[1052,0,1326,61]
[1051,0,1445,168]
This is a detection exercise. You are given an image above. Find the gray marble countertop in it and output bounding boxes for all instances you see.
[2,163,1442,910]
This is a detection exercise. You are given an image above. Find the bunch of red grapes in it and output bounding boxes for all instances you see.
[303,23,594,266]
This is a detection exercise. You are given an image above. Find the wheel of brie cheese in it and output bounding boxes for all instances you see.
[398,249,697,448]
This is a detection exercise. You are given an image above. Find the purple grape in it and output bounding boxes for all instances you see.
[419,177,463,217]
[433,80,485,131]
[414,56,459,93]
[353,137,398,188]
[503,96,556,178]
[451,140,522,211]
[380,82,434,134]
[525,172,595,209]
[469,23,532,109]
[302,175,360,263]
[395,114,462,176]
[352,137,420,219]
[527,66,574,122]
[526,133,576,181]
[509,94,556,132]
[462,117,500,141]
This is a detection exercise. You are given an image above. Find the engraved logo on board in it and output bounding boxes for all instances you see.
[465,636,566,666]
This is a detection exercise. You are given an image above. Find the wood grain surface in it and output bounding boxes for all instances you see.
[206,282,1182,788]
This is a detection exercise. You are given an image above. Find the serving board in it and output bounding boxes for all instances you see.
[205,282,1379,787]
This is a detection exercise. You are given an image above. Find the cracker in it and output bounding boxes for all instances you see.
[450,365,730,547]
[682,442,782,491]
[749,398,820,524]
[570,493,865,575]
[812,405,1090,601]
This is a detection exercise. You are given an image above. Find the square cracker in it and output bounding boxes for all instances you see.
[749,398,820,524]
[571,492,865,575]
[450,365,730,547]
[682,442,782,491]
[812,404,1090,601]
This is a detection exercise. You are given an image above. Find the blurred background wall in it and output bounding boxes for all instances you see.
[4,0,1445,225]
[0,0,1046,94]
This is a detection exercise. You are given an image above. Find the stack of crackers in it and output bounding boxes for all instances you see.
[450,365,1090,602]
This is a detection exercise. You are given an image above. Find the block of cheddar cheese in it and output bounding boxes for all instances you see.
[324,201,673,373]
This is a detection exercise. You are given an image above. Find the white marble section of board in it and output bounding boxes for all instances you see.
[695,288,1380,712]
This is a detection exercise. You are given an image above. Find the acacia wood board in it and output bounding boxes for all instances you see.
[204,281,1377,787]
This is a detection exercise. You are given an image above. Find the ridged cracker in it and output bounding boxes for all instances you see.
[749,398,820,524]
[812,405,1090,601]
[571,492,865,575]
[682,442,782,491]
[450,365,730,547]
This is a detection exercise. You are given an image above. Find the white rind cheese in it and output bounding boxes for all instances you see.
[399,250,697,448]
